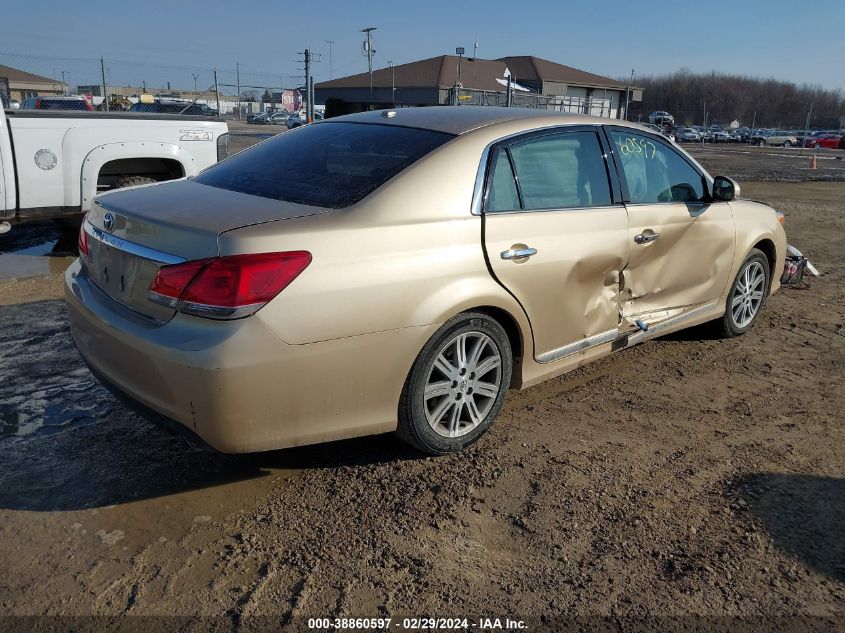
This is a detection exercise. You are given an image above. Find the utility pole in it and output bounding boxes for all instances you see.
[304,48,312,122]
[800,103,813,156]
[100,57,109,111]
[749,110,756,148]
[506,72,513,107]
[309,76,315,122]
[236,61,241,119]
[213,69,220,114]
[192,73,199,96]
[61,70,67,95]
[326,40,335,79]
[388,61,395,107]
[702,100,707,149]
[361,27,376,105]
[624,68,634,121]
[473,39,479,59]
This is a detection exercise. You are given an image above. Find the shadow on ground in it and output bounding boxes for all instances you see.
[737,473,845,582]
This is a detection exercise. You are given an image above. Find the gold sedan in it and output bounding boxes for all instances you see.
[65,107,787,454]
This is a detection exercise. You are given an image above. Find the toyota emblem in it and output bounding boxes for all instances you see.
[103,212,114,232]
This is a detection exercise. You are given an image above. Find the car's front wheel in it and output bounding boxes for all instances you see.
[783,141,792,148]
[716,248,770,337]
[397,312,512,455]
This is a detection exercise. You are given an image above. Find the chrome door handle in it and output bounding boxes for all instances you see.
[501,247,537,260]
[634,232,660,245]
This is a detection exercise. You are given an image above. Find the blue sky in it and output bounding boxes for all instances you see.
[1,0,843,92]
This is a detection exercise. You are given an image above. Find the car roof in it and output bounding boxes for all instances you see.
[325,106,650,136]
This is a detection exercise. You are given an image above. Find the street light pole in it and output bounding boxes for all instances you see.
[192,73,199,96]
[624,68,634,120]
[361,27,376,105]
[326,40,335,79]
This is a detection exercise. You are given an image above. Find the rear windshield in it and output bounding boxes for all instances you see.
[194,122,454,208]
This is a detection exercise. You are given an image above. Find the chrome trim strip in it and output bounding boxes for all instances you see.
[536,328,618,364]
[535,299,721,364]
[622,300,719,349]
[84,219,186,265]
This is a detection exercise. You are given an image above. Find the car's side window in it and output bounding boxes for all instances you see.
[486,149,521,212]
[609,129,705,204]
[507,131,612,211]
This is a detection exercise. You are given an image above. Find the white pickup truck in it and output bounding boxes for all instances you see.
[0,106,228,232]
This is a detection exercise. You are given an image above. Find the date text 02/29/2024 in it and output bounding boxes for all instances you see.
[306,617,527,630]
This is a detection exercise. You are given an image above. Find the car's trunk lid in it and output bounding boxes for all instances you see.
[83,179,329,322]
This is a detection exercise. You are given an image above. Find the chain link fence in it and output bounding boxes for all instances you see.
[451,87,614,117]
[0,51,305,120]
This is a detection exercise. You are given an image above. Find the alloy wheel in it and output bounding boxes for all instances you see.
[730,261,766,328]
[423,331,502,438]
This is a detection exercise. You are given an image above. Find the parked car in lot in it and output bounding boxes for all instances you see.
[804,133,842,149]
[712,130,730,143]
[267,112,290,125]
[247,112,269,124]
[642,123,675,143]
[21,95,93,111]
[648,111,674,126]
[676,128,701,142]
[285,112,324,129]
[0,102,228,226]
[66,108,786,455]
[753,131,799,147]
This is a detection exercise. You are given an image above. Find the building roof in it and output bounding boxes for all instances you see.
[497,56,633,91]
[316,55,638,95]
[0,64,65,86]
[318,106,646,136]
[316,56,520,92]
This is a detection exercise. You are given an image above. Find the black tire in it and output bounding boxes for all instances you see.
[397,312,512,455]
[783,141,792,148]
[714,248,771,338]
[112,176,156,190]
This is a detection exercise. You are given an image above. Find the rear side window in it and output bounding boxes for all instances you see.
[195,122,454,208]
[500,131,612,211]
[609,130,705,203]
[486,150,521,212]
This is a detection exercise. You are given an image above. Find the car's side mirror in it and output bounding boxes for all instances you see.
[712,176,740,201]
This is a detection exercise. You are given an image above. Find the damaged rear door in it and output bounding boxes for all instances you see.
[481,126,629,363]
[605,127,736,329]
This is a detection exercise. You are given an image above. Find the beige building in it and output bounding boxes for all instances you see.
[0,64,67,102]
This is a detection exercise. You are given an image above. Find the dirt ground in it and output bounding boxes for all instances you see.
[0,148,842,631]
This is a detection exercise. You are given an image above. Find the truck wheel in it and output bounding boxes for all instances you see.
[112,176,156,190]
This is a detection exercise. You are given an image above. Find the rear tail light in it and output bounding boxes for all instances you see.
[148,252,311,319]
[78,220,89,257]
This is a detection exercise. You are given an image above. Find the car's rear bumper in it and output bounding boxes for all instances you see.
[65,259,430,453]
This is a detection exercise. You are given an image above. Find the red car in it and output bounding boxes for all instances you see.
[804,134,842,149]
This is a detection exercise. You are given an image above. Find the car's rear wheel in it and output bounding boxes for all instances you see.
[715,249,770,338]
[397,312,512,455]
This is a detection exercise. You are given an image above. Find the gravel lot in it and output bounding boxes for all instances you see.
[0,145,842,631]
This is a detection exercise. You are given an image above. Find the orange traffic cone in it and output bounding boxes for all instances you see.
[809,154,817,169]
